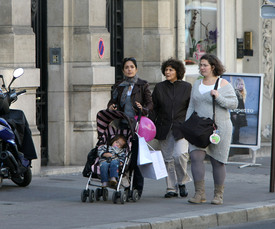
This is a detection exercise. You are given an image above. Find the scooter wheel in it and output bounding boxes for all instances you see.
[11,167,32,187]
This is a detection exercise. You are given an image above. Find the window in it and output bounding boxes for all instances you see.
[185,0,217,64]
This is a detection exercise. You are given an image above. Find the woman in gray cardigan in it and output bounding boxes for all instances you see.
[186,54,238,205]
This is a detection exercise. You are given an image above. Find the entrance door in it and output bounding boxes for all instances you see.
[31,0,48,166]
[106,0,124,82]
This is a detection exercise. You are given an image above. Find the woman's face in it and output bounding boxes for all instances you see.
[123,61,138,78]
[165,66,177,83]
[199,59,214,77]
[236,81,245,91]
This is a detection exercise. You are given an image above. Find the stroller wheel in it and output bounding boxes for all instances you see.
[95,188,101,201]
[112,191,118,204]
[81,189,89,202]
[132,189,139,202]
[88,190,95,203]
[125,188,130,202]
[120,191,127,204]
[102,188,108,201]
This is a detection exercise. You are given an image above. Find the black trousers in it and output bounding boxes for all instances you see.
[129,134,144,194]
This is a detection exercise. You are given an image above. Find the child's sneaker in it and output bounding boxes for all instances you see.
[109,177,117,187]
[102,182,108,187]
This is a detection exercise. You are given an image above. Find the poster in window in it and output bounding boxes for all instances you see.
[221,73,263,149]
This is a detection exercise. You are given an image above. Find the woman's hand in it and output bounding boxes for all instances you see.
[135,102,143,111]
[210,90,219,99]
[103,152,112,157]
[109,104,117,110]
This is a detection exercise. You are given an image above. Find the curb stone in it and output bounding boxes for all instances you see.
[81,202,275,229]
[39,166,83,176]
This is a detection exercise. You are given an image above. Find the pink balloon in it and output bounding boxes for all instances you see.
[135,116,156,142]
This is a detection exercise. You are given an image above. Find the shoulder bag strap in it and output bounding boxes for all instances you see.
[212,78,220,122]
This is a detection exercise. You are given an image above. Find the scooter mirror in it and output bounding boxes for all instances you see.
[13,68,24,78]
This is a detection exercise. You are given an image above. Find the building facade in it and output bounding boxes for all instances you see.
[0,0,273,174]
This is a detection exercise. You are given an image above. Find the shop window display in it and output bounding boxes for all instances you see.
[185,0,217,65]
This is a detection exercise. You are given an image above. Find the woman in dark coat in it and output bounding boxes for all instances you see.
[150,58,192,198]
[108,57,153,198]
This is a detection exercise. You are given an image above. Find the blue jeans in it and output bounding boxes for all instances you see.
[100,159,119,182]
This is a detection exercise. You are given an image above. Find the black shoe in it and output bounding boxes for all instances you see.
[164,192,178,198]
[179,184,188,197]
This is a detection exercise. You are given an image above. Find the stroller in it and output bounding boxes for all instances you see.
[81,109,140,204]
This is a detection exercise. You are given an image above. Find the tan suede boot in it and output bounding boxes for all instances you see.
[188,180,206,204]
[211,184,224,205]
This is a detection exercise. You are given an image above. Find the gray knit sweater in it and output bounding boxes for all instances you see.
[186,79,238,163]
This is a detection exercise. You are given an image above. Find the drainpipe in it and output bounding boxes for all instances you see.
[177,0,185,61]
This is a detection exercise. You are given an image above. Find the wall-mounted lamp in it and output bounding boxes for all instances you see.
[261,2,275,19]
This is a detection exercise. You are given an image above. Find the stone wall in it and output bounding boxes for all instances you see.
[47,0,115,166]
[0,0,40,174]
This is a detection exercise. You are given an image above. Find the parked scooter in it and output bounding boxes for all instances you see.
[0,68,32,188]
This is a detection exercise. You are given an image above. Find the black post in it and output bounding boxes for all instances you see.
[260,0,275,193]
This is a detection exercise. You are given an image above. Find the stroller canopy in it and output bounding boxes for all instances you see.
[96,109,135,146]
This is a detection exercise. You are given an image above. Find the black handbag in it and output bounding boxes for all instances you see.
[82,146,98,177]
[182,78,219,148]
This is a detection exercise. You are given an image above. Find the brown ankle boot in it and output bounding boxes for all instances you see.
[188,180,206,204]
[211,184,224,205]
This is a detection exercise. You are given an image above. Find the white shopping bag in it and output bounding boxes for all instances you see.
[138,150,168,180]
[137,136,153,165]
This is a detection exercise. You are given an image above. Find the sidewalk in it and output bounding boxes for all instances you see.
[39,155,275,229]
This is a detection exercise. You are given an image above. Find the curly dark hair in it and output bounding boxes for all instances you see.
[200,54,226,76]
[161,58,186,80]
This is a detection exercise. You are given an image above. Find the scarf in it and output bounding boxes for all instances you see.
[113,74,138,107]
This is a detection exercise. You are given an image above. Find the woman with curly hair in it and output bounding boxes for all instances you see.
[150,58,192,198]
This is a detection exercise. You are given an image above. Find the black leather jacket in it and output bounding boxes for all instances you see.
[108,78,153,116]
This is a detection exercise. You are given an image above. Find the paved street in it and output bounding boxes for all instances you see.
[0,156,275,229]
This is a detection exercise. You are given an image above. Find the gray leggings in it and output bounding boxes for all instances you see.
[190,150,226,185]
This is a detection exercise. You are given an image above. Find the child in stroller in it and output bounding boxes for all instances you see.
[98,134,127,188]
[81,109,141,204]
